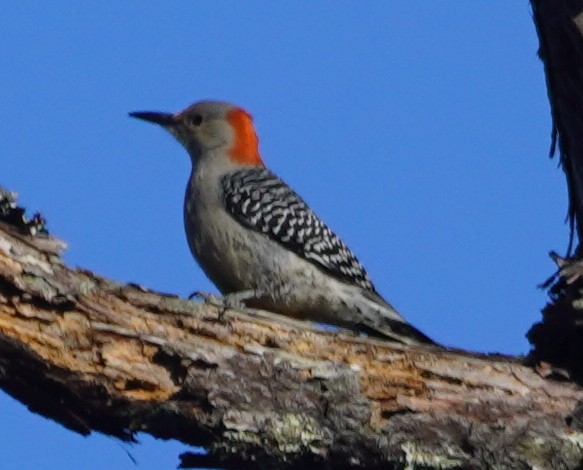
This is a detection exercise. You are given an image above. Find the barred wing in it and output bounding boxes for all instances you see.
[221,167,377,293]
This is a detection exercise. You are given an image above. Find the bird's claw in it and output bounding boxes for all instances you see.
[188,290,252,319]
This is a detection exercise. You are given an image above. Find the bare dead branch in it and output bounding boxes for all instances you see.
[0,193,582,470]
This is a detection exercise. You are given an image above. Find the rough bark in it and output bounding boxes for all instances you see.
[1,196,583,470]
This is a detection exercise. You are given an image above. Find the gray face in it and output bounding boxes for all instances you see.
[130,100,237,158]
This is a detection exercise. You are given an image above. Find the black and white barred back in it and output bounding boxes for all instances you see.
[221,167,377,294]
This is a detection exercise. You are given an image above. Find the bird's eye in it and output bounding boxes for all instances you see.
[189,114,203,126]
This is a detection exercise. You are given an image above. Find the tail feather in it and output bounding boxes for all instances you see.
[355,289,436,346]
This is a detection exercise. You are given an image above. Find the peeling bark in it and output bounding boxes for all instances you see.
[531,0,583,254]
[1,205,583,469]
[529,1,583,385]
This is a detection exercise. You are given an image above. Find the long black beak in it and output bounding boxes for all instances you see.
[129,111,175,126]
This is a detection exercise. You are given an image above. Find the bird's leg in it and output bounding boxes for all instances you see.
[222,289,262,306]
[189,289,264,319]
[225,284,296,305]
[192,285,294,307]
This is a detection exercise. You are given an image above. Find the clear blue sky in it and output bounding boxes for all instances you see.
[1,3,564,469]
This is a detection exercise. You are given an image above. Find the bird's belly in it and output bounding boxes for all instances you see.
[185,209,346,320]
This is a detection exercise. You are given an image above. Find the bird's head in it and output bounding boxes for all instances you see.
[129,100,262,166]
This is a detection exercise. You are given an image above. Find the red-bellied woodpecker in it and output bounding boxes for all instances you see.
[129,100,434,345]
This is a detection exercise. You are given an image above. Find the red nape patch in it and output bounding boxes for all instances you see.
[226,108,263,165]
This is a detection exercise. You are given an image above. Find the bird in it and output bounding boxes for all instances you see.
[129,100,434,345]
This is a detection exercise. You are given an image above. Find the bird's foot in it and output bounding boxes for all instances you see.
[222,289,263,307]
[189,290,224,305]
[189,289,260,319]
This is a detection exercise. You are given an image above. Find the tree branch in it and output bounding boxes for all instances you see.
[0,192,582,469]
